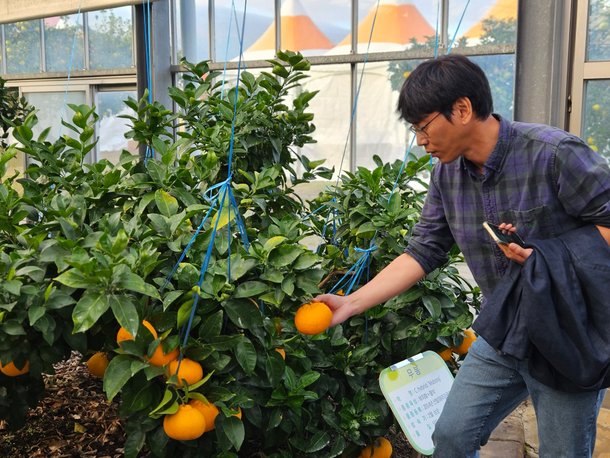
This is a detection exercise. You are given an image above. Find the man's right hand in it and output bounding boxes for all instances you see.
[312,293,354,327]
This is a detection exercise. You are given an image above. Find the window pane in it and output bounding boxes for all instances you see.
[299,64,351,179]
[24,91,86,139]
[301,0,350,54]
[175,0,210,63]
[470,54,515,120]
[245,0,335,58]
[88,7,134,70]
[355,0,436,54]
[215,0,273,61]
[44,15,85,72]
[586,0,610,61]
[582,79,610,160]
[356,62,410,169]
[96,90,138,163]
[452,0,517,49]
[5,20,41,74]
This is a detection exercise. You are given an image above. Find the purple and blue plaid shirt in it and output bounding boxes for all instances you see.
[405,115,610,299]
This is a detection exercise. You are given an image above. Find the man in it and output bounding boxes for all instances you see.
[314,54,610,457]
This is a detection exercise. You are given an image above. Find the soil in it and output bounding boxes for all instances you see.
[0,353,415,457]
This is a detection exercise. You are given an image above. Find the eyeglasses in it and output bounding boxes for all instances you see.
[409,112,442,137]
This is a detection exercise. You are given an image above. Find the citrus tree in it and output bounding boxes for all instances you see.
[0,52,479,457]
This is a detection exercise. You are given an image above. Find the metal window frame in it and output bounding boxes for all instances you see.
[168,1,518,170]
[568,0,610,136]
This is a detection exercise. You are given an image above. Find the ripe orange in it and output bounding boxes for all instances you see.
[163,404,206,441]
[167,358,203,387]
[437,348,454,362]
[147,344,180,367]
[116,320,157,345]
[86,352,109,377]
[189,399,219,432]
[233,407,243,420]
[0,360,30,377]
[359,437,393,458]
[294,301,333,335]
[453,329,477,355]
[275,347,286,359]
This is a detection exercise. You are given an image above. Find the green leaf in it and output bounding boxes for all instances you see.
[2,280,21,296]
[228,257,257,281]
[217,416,245,451]
[103,355,149,401]
[235,338,257,374]
[199,310,223,339]
[111,229,130,255]
[289,431,330,453]
[293,252,319,270]
[109,295,139,338]
[263,236,286,252]
[422,295,442,319]
[155,189,179,217]
[388,192,402,214]
[224,299,263,329]
[298,371,321,389]
[265,353,285,388]
[28,305,45,326]
[233,281,268,298]
[124,430,146,458]
[149,389,178,416]
[268,245,303,267]
[2,320,26,336]
[72,290,111,333]
[114,266,160,299]
[15,266,45,283]
[55,269,91,289]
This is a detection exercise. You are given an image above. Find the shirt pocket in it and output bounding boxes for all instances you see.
[501,206,555,240]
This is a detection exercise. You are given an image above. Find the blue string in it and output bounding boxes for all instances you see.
[333,0,382,189]
[389,136,416,199]
[143,0,155,162]
[59,1,84,138]
[434,0,440,58]
[180,186,230,348]
[447,0,471,54]
[220,0,238,98]
[226,0,248,173]
[171,1,249,366]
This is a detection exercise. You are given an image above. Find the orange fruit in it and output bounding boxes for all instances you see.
[167,358,203,387]
[437,348,453,362]
[294,301,333,335]
[86,352,109,377]
[116,320,157,345]
[0,360,30,377]
[453,329,477,355]
[163,404,206,440]
[359,437,393,458]
[275,347,286,359]
[148,343,180,367]
[189,399,219,432]
[233,407,243,419]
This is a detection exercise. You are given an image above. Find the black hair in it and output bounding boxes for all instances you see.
[397,54,493,124]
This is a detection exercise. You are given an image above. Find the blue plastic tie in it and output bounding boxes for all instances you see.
[59,1,84,138]
[447,0,471,54]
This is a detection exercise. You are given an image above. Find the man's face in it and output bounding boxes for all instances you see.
[411,110,464,164]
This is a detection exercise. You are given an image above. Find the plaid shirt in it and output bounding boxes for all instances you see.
[405,115,610,299]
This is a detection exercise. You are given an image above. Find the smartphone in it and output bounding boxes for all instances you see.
[482,221,525,246]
